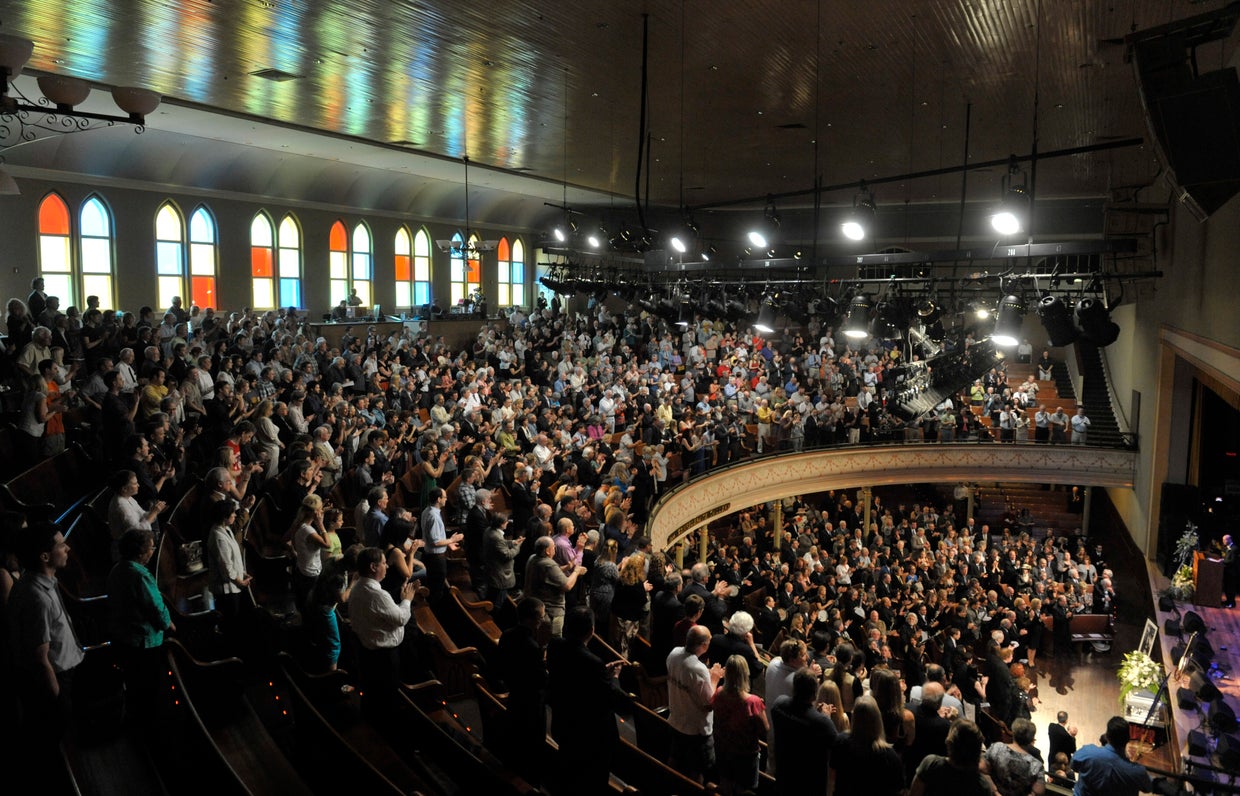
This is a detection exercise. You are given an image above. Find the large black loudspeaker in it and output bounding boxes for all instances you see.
[1182,611,1206,634]
[1187,729,1209,757]
[1129,5,1240,220]
[1219,733,1240,769]
[1209,699,1237,734]
[1191,670,1222,702]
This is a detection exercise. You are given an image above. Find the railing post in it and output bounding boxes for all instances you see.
[772,501,783,552]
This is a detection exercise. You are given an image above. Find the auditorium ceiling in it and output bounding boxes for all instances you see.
[0,0,1237,233]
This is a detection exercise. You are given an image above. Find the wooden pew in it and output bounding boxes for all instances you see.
[165,639,315,796]
[435,587,502,677]
[396,680,540,795]
[276,653,430,795]
[0,445,99,521]
[615,736,716,795]
[411,600,485,699]
[156,531,222,660]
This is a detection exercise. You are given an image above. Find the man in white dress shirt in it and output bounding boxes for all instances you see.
[350,546,416,721]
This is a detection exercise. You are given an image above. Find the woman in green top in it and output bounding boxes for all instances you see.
[107,527,174,722]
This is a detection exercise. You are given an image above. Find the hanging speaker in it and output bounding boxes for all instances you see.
[1187,729,1209,757]
[1209,700,1237,734]
[1177,687,1199,711]
[1182,611,1206,634]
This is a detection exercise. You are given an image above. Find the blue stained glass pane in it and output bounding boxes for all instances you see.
[511,263,524,281]
[414,283,430,306]
[279,279,301,308]
[80,198,110,236]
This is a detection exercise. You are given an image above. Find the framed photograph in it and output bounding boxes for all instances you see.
[1139,618,1158,658]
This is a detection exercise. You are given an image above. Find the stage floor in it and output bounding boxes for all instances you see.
[1147,559,1240,778]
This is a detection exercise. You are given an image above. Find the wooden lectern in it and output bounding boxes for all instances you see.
[1193,551,1224,607]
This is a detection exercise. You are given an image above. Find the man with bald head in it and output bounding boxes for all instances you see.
[666,624,724,783]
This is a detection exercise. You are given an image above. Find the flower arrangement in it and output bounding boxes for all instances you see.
[1174,525,1199,570]
[1118,650,1163,704]
[1170,565,1195,600]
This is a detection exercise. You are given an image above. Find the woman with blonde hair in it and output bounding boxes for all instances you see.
[830,694,906,795]
[290,493,330,609]
[711,655,768,795]
[611,551,651,657]
[816,679,851,733]
[253,399,284,480]
[589,538,620,632]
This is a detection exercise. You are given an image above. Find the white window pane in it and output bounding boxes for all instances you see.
[158,277,184,307]
[329,251,346,279]
[252,279,274,310]
[330,280,348,306]
[251,215,273,247]
[279,248,300,278]
[395,228,410,255]
[451,284,465,306]
[191,209,215,243]
[279,217,299,246]
[190,243,215,275]
[450,260,464,281]
[82,275,113,310]
[352,253,371,281]
[352,225,371,253]
[395,284,411,308]
[156,206,182,241]
[156,242,182,275]
[354,282,371,306]
[512,286,525,306]
[414,231,431,256]
[414,258,430,281]
[80,199,109,236]
[80,237,112,273]
[497,285,510,306]
[497,262,509,282]
[43,274,73,307]
[40,236,71,272]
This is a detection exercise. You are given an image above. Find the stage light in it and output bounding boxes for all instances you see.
[1076,297,1120,347]
[748,202,780,249]
[870,302,904,341]
[754,297,776,334]
[843,293,873,339]
[991,158,1030,236]
[586,226,605,249]
[991,295,1026,347]
[1037,294,1080,347]
[842,185,877,241]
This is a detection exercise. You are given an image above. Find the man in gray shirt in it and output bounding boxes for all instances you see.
[524,536,585,637]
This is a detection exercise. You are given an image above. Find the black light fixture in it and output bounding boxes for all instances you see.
[669,216,699,255]
[991,157,1030,236]
[586,225,606,249]
[841,184,877,241]
[1076,297,1120,347]
[991,295,1026,347]
[552,215,578,244]
[843,293,874,339]
[753,295,777,334]
[747,200,780,250]
[1037,294,1080,346]
[917,299,945,341]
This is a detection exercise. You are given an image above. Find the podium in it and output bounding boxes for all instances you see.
[1193,551,1224,607]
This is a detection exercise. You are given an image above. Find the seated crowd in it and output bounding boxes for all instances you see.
[2,283,1137,795]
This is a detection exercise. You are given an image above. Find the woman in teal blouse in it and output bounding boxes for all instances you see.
[107,528,174,723]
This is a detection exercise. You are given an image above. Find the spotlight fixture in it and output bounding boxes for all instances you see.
[969,300,992,320]
[991,157,1030,237]
[552,215,578,243]
[841,184,877,241]
[991,295,1026,347]
[586,225,605,249]
[1076,297,1120,347]
[0,34,162,145]
[1037,294,1080,346]
[747,201,780,250]
[843,293,874,339]
[869,302,904,341]
[669,216,699,255]
[701,244,718,261]
[916,299,945,341]
[753,296,777,334]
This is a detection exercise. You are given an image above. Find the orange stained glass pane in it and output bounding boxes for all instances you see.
[467,256,480,283]
[329,221,347,251]
[251,247,274,277]
[498,238,510,259]
[191,276,215,310]
[395,254,411,281]
[39,193,70,235]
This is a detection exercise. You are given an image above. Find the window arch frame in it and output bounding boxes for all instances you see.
[187,204,218,311]
[35,191,118,311]
[496,236,526,308]
[394,225,433,311]
[328,219,373,308]
[448,230,481,308]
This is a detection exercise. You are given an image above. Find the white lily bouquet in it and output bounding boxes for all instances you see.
[1118,650,1162,703]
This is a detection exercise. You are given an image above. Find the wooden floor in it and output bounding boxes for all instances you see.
[1147,560,1240,777]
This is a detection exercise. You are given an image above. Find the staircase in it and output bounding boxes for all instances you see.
[1076,342,1127,448]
